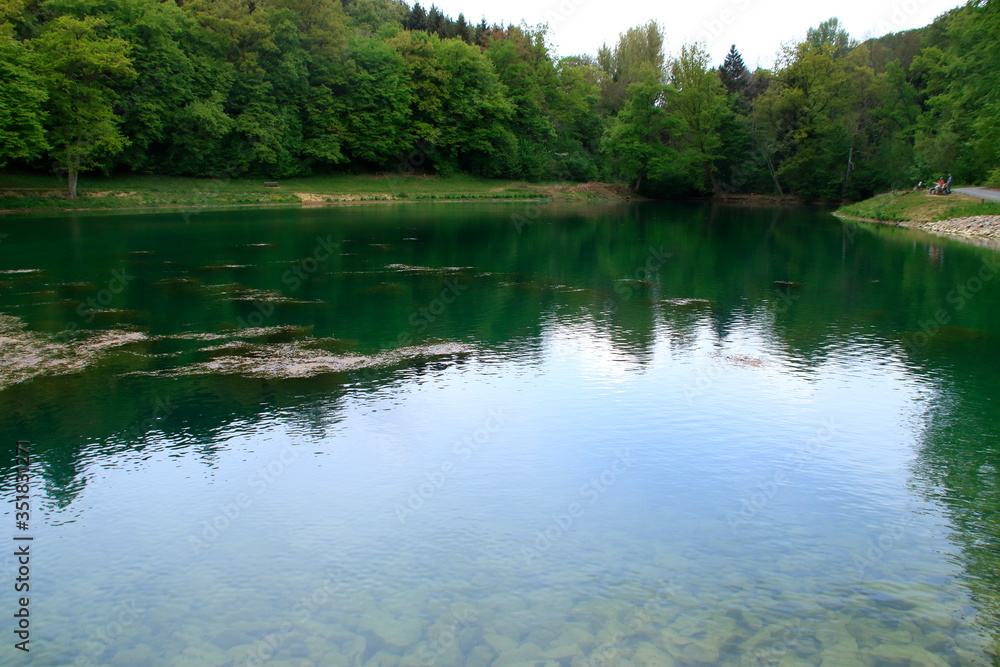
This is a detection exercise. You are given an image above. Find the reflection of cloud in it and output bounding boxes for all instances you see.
[542,319,647,382]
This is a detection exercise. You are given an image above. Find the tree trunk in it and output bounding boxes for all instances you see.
[67,155,79,199]
[706,163,721,196]
[763,152,783,196]
[67,169,78,199]
[845,132,856,187]
[751,128,784,196]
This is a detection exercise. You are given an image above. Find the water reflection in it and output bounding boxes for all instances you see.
[0,202,998,664]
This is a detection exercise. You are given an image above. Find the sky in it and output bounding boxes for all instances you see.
[423,0,966,68]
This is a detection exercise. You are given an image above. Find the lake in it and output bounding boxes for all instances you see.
[0,201,998,666]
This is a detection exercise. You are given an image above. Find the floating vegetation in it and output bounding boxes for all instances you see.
[168,332,230,341]
[0,314,147,390]
[58,281,97,295]
[660,297,712,307]
[228,288,324,305]
[232,324,314,343]
[200,282,245,295]
[192,264,253,272]
[384,263,473,273]
[136,340,473,379]
[711,352,766,368]
[0,316,468,388]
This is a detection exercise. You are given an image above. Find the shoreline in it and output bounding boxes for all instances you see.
[0,178,640,215]
[834,189,1000,249]
[0,197,564,217]
[834,211,1000,247]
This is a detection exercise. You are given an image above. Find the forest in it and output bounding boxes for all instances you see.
[0,0,997,199]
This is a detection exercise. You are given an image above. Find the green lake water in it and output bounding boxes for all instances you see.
[0,201,998,666]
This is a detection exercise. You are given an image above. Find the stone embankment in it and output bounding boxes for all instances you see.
[920,215,1000,241]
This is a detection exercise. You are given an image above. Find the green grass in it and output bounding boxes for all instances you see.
[0,172,559,211]
[936,201,1000,220]
[836,189,1000,223]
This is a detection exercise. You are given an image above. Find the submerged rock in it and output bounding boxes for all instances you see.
[111,645,152,665]
[865,643,950,666]
[817,637,861,666]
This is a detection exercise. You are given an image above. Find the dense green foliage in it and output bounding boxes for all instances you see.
[1,0,998,199]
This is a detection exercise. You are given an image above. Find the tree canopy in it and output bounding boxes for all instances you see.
[1,0,999,198]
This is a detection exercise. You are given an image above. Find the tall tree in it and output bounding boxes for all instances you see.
[806,17,853,57]
[603,63,678,192]
[669,44,731,194]
[482,26,558,179]
[718,45,750,99]
[334,35,413,165]
[597,21,665,114]
[32,16,135,198]
[406,2,427,31]
[0,27,47,167]
[551,56,603,180]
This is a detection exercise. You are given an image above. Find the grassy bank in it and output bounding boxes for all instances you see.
[835,189,1000,223]
[0,173,633,213]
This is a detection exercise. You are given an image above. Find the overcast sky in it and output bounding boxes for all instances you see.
[424,0,965,68]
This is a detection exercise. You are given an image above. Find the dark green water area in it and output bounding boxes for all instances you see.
[0,201,998,665]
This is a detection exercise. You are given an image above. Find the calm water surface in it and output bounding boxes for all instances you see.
[0,202,998,666]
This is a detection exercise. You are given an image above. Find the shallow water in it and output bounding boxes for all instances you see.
[1,202,999,666]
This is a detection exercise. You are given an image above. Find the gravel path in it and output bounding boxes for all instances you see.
[953,186,1000,203]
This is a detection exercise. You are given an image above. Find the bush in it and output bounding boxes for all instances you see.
[985,166,1000,189]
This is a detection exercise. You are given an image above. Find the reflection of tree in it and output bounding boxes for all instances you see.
[910,373,1000,660]
[1,203,999,649]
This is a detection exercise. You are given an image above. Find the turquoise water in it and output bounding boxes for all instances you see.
[0,202,998,665]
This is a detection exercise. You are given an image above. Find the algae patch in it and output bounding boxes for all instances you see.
[136,340,473,379]
[0,314,147,390]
